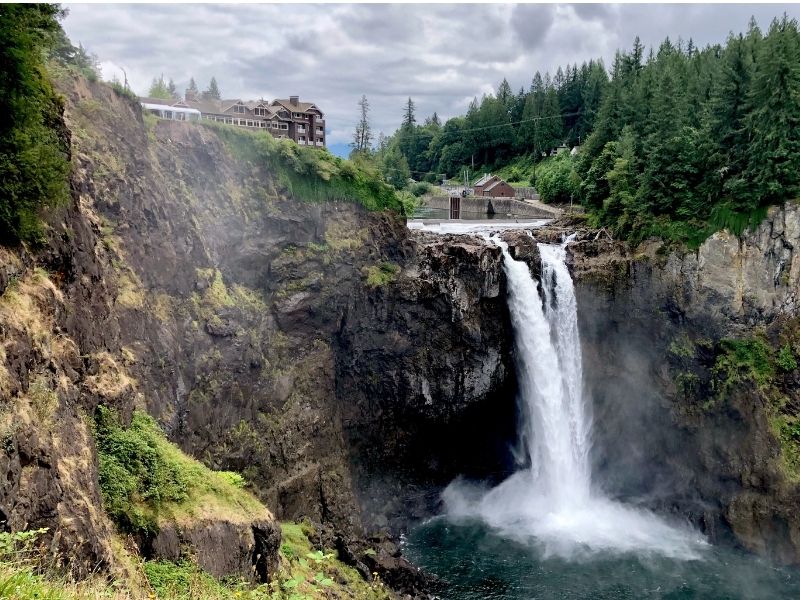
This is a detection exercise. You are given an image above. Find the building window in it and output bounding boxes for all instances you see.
[233,104,246,114]
[255,107,268,117]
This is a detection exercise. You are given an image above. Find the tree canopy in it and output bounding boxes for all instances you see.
[361,15,800,245]
[0,3,70,244]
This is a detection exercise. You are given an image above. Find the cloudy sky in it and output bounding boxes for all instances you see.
[62,3,799,154]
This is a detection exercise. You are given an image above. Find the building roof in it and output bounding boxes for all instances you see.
[141,102,200,115]
[271,99,324,117]
[474,173,495,187]
[484,178,511,192]
[183,98,227,114]
[139,96,178,106]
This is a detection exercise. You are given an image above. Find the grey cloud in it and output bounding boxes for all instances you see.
[570,3,617,24]
[511,4,556,50]
[62,3,800,146]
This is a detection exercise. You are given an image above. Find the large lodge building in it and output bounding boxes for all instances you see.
[140,93,326,148]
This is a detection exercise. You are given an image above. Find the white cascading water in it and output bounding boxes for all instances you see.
[444,232,707,560]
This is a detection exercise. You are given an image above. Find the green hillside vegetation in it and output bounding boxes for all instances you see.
[362,15,800,246]
[0,522,392,599]
[1,413,392,599]
[94,406,270,536]
[0,4,71,244]
[205,122,415,215]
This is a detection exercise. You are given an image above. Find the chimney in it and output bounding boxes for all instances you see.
[289,95,299,106]
[185,87,197,101]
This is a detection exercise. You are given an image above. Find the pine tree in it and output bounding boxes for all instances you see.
[351,94,372,155]
[538,87,563,155]
[743,15,800,207]
[167,78,177,98]
[497,78,513,114]
[700,33,754,210]
[382,144,410,189]
[187,77,199,98]
[402,97,416,128]
[203,76,221,100]
[148,74,171,99]
[398,98,418,170]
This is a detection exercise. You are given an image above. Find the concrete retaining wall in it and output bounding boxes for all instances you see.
[423,196,559,218]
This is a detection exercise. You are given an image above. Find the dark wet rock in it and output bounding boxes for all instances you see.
[149,518,281,582]
[570,203,800,564]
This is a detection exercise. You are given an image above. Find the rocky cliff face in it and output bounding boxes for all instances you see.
[0,74,516,585]
[563,204,800,563]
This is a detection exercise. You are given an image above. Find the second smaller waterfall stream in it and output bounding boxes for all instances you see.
[444,234,707,560]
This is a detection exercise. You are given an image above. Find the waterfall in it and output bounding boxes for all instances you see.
[444,234,707,560]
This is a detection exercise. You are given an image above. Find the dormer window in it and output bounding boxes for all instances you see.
[233,103,246,114]
[254,106,269,117]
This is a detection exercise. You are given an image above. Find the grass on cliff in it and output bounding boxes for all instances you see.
[202,122,415,215]
[706,328,800,480]
[362,262,400,288]
[94,406,269,536]
[0,522,391,599]
[0,527,149,599]
[138,522,391,599]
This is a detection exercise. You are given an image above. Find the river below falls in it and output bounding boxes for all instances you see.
[404,517,800,599]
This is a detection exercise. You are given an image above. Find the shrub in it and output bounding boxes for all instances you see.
[94,407,189,534]
[711,337,775,399]
[204,123,406,214]
[0,4,71,245]
[0,528,48,561]
[777,344,798,372]
[410,181,432,197]
[109,80,138,104]
[507,166,524,183]
[535,154,579,204]
[94,406,264,537]
[217,471,246,489]
[363,262,400,288]
[143,560,231,599]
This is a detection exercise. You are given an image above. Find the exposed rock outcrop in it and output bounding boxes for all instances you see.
[150,518,281,582]
[561,203,800,564]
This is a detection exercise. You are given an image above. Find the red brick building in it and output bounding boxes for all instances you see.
[473,174,515,198]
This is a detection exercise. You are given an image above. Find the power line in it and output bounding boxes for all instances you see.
[403,108,595,141]
[374,107,597,178]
